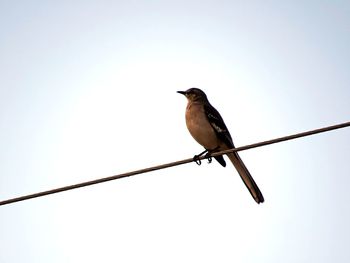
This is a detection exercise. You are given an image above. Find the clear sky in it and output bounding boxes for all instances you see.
[1,1,350,262]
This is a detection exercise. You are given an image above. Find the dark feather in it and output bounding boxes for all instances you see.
[214,155,226,167]
[204,104,234,148]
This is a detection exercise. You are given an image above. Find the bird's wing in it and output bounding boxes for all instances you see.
[204,104,234,148]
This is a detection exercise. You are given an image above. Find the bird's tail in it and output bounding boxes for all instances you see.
[227,152,264,204]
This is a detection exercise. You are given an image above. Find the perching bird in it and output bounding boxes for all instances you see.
[177,88,264,204]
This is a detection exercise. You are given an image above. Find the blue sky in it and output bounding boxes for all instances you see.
[1,1,350,262]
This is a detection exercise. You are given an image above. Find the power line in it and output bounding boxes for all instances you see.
[0,121,349,207]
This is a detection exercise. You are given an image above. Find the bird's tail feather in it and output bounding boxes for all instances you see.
[227,152,264,204]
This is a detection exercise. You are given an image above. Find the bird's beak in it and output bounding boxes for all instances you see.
[177,91,186,95]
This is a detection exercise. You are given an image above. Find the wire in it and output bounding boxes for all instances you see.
[1,121,349,207]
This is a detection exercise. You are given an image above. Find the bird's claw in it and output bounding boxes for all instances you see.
[193,151,212,165]
[205,152,212,164]
[193,155,202,165]
[193,149,208,165]
[207,156,212,164]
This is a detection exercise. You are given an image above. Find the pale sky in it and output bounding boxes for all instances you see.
[1,1,350,262]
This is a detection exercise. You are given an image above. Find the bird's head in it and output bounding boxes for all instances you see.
[177,88,208,102]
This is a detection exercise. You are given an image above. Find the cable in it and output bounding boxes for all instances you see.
[0,121,349,207]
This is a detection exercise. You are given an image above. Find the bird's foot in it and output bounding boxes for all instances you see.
[193,149,209,166]
[205,146,220,164]
[193,154,202,165]
[204,152,212,164]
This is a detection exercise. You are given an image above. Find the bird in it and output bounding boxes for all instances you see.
[177,88,264,204]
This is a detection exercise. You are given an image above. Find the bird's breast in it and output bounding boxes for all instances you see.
[185,103,220,150]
